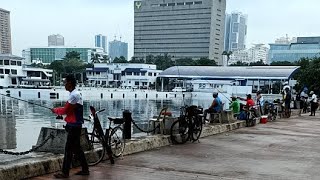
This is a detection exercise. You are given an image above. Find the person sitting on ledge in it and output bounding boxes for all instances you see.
[229,96,240,117]
[204,92,222,121]
[238,94,255,108]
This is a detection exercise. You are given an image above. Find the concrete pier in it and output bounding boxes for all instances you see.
[33,113,320,180]
[0,120,248,180]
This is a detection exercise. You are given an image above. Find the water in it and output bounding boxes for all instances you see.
[0,95,211,151]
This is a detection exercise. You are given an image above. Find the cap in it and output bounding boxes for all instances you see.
[310,91,314,94]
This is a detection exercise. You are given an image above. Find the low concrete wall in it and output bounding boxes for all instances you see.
[0,120,253,180]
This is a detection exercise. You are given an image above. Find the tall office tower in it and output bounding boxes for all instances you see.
[0,8,12,54]
[48,34,65,46]
[95,34,107,52]
[224,12,247,51]
[134,0,226,65]
[109,39,128,61]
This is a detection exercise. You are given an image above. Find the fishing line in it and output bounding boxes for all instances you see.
[0,93,63,119]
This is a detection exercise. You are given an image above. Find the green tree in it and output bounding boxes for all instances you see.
[113,56,128,63]
[101,55,109,63]
[270,61,296,66]
[249,59,268,66]
[130,56,145,63]
[295,57,320,93]
[196,57,217,66]
[63,51,80,60]
[175,58,195,66]
[90,53,101,63]
[230,61,249,66]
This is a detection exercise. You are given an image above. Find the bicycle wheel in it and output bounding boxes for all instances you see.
[87,132,106,166]
[170,118,189,144]
[191,116,203,142]
[108,126,125,158]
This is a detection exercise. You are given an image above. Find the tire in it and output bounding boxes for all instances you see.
[87,132,106,166]
[170,117,189,144]
[191,115,203,142]
[108,126,125,158]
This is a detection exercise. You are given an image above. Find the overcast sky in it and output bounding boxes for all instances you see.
[1,0,319,59]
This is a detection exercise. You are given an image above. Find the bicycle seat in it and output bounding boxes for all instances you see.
[108,117,124,124]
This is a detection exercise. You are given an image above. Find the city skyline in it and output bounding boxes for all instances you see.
[1,0,320,60]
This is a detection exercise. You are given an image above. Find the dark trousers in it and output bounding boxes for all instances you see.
[204,108,219,120]
[62,126,88,175]
[310,102,317,116]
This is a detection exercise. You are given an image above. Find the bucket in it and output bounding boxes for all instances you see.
[260,115,268,124]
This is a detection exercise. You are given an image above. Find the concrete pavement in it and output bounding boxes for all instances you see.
[32,114,320,180]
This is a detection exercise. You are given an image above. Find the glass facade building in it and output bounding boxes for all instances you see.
[109,40,128,61]
[224,12,247,51]
[268,37,320,63]
[22,47,103,64]
[95,34,107,52]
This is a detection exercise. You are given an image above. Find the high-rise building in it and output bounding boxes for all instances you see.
[0,8,12,54]
[134,0,226,65]
[48,34,64,46]
[109,39,128,61]
[224,12,247,51]
[95,34,107,52]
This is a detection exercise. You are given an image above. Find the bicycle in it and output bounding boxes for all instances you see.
[245,105,258,127]
[170,105,203,144]
[86,106,125,166]
[264,101,277,121]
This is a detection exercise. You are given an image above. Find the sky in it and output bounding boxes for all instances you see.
[1,0,320,59]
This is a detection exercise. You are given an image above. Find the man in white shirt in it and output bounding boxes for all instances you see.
[310,91,318,116]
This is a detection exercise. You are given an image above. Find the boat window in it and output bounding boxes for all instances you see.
[4,60,9,65]
[11,69,17,75]
[0,75,3,79]
[5,69,10,74]
[0,60,3,65]
[17,61,22,66]
[11,61,16,65]
[0,69,3,74]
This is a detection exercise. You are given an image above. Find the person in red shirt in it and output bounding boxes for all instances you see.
[51,74,89,178]
[238,94,255,107]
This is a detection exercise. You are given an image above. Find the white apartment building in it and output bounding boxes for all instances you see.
[86,63,162,89]
[248,44,269,64]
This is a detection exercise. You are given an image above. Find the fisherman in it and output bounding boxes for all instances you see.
[203,92,223,121]
[51,74,89,178]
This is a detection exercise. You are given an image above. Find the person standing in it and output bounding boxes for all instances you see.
[284,87,292,118]
[310,91,317,116]
[256,91,264,115]
[51,74,89,178]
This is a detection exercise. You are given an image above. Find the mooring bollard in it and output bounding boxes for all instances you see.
[123,110,132,139]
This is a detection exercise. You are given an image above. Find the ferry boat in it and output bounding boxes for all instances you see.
[0,54,53,89]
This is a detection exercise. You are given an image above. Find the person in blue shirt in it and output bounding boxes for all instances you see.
[204,92,222,120]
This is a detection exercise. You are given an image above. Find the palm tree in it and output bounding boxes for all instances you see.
[222,51,233,66]
[91,53,101,63]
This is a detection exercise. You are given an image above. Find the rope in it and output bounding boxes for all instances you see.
[131,118,160,133]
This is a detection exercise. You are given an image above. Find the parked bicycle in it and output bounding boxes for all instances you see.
[170,105,203,144]
[244,105,258,127]
[264,101,277,121]
[86,106,125,166]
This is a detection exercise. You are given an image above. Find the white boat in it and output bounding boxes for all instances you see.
[0,54,52,89]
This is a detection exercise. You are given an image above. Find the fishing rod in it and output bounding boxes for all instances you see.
[0,93,63,119]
